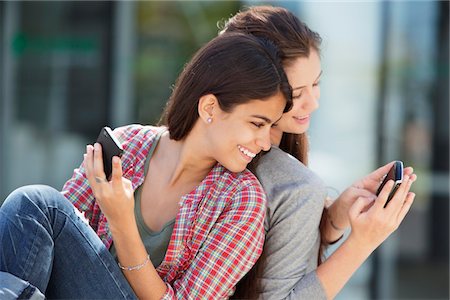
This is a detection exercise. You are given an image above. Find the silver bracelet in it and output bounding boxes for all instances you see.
[118,254,150,271]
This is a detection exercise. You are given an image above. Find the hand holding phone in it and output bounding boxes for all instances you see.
[376,161,403,207]
[96,127,124,180]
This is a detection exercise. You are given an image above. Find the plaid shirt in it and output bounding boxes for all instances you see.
[61,125,266,299]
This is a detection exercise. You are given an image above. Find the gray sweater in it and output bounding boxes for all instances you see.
[253,146,327,299]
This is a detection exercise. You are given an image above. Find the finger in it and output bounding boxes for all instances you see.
[111,156,123,187]
[84,145,103,196]
[358,162,396,191]
[93,143,106,179]
[404,166,414,176]
[84,145,95,182]
[374,180,395,209]
[396,192,415,223]
[353,188,377,200]
[349,196,372,219]
[370,161,396,181]
[386,175,412,211]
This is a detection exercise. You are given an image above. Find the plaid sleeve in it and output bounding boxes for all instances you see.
[60,124,154,230]
[161,181,267,299]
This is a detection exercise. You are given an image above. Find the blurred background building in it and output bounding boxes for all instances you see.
[0,1,448,299]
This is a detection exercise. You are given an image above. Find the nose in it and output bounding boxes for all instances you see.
[256,129,272,152]
[302,87,320,112]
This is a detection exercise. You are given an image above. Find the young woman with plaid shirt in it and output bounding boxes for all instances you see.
[0,32,293,299]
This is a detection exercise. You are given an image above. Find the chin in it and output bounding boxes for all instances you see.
[223,163,247,173]
[291,125,309,135]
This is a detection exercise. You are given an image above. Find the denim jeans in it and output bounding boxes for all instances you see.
[0,185,137,299]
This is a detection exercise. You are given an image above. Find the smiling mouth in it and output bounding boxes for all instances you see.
[238,145,257,159]
[293,115,310,123]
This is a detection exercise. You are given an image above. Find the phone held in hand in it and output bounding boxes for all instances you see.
[96,126,124,180]
[376,161,403,207]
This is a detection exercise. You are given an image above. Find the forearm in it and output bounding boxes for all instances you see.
[111,221,167,299]
[316,234,375,299]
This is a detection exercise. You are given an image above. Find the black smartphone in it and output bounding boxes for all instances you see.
[96,126,124,180]
[376,161,404,207]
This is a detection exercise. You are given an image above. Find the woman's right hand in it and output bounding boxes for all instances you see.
[346,175,416,252]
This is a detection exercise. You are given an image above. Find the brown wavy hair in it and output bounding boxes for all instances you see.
[221,6,324,299]
[159,32,293,140]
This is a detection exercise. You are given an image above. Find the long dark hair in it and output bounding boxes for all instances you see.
[221,5,322,166]
[221,6,324,299]
[159,32,293,140]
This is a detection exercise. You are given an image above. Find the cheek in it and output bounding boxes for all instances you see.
[314,87,321,99]
[276,114,293,130]
[212,122,241,149]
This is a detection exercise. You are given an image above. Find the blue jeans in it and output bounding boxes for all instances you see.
[0,185,137,299]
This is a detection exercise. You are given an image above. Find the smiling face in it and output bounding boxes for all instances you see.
[271,50,322,142]
[207,92,286,173]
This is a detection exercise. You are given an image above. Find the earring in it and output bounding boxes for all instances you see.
[207,117,212,123]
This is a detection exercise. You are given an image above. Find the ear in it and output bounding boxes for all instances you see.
[198,94,218,124]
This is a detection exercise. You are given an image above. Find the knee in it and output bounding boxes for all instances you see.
[1,185,61,214]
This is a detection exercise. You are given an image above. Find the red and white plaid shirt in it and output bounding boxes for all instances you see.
[61,125,266,299]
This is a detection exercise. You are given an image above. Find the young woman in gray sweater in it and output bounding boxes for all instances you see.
[222,6,417,300]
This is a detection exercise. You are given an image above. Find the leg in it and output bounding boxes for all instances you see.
[0,185,137,299]
[0,272,45,300]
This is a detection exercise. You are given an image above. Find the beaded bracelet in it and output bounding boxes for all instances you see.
[118,255,150,271]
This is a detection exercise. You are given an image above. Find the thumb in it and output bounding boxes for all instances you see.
[349,197,373,219]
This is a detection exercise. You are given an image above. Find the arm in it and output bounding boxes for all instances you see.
[316,175,416,299]
[161,182,266,299]
[322,162,417,243]
[85,144,167,299]
[256,178,328,300]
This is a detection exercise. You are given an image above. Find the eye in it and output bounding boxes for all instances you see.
[292,93,302,100]
[313,81,321,87]
[251,122,265,128]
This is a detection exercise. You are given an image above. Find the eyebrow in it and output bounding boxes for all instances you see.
[251,115,274,124]
[251,114,283,124]
[292,70,323,91]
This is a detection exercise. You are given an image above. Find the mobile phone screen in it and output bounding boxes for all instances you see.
[376,161,403,206]
[96,127,124,180]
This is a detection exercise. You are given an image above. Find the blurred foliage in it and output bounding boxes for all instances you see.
[134,1,241,125]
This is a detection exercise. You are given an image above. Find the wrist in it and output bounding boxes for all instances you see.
[328,199,350,230]
[109,216,137,237]
[346,232,377,254]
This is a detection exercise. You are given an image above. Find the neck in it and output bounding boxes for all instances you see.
[161,131,216,187]
[270,127,284,146]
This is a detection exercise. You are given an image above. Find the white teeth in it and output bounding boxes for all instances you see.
[238,145,256,158]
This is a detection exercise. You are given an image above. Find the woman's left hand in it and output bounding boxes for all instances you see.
[84,143,135,233]
[329,161,417,230]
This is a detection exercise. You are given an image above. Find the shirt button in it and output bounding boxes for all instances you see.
[179,201,183,207]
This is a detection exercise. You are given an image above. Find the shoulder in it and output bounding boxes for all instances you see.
[254,147,327,220]
[113,124,163,146]
[255,146,324,190]
[212,165,266,209]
